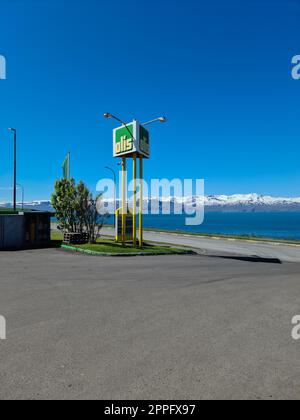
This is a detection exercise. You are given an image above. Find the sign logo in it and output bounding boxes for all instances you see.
[114,123,134,156]
[113,121,150,158]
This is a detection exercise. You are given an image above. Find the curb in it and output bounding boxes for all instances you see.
[60,244,196,257]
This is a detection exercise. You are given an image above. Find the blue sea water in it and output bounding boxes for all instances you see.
[120,212,300,240]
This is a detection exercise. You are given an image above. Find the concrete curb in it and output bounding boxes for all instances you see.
[61,244,196,257]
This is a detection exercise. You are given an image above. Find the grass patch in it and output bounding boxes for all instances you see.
[71,241,188,255]
[100,223,300,245]
[0,208,18,214]
[52,231,190,255]
[1,208,53,214]
[51,231,63,241]
[52,227,300,247]
[50,231,63,248]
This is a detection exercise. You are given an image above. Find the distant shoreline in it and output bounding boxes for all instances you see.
[95,222,300,245]
[51,221,300,246]
[50,211,300,243]
[141,228,300,245]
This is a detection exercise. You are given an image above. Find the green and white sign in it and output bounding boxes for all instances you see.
[113,120,150,158]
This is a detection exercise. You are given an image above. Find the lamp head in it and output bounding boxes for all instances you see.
[158,116,167,123]
[103,113,112,119]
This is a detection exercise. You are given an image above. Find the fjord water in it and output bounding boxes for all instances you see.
[139,212,300,240]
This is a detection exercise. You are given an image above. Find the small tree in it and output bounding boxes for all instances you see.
[52,179,109,242]
[75,181,90,234]
[85,194,109,243]
[51,178,79,233]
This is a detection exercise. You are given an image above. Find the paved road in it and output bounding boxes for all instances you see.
[0,248,300,400]
[101,227,300,263]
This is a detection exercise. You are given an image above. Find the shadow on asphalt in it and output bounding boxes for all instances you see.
[0,240,63,252]
[212,255,282,264]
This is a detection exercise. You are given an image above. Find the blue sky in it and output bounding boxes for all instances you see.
[0,0,299,201]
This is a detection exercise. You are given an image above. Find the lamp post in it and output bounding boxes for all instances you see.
[8,128,17,213]
[104,113,135,139]
[142,117,167,127]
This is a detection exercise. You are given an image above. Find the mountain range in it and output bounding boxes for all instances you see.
[1,193,300,213]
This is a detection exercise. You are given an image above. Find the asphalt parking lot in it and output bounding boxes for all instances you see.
[0,248,300,400]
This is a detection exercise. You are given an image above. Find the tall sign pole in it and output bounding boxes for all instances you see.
[112,120,149,248]
[139,156,143,248]
[107,113,166,247]
[133,154,137,247]
[122,158,127,245]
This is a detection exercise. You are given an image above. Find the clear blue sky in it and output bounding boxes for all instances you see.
[0,0,299,201]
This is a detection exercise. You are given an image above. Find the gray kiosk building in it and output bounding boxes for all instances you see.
[0,211,51,250]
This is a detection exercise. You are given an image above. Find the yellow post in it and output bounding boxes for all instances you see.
[122,158,126,245]
[139,157,143,248]
[133,154,137,247]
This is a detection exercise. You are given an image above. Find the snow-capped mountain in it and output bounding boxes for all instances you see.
[0,200,54,212]
[141,194,300,212]
[203,193,300,212]
[204,193,300,207]
[1,194,300,212]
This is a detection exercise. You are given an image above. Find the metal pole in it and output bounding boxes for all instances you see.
[133,155,137,247]
[104,113,135,140]
[13,130,17,213]
[114,171,117,239]
[139,157,143,248]
[122,158,126,245]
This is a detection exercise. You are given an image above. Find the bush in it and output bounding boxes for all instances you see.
[51,179,109,243]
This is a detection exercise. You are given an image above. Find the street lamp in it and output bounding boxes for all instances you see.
[103,113,134,139]
[142,116,167,126]
[103,113,124,124]
[8,128,17,213]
